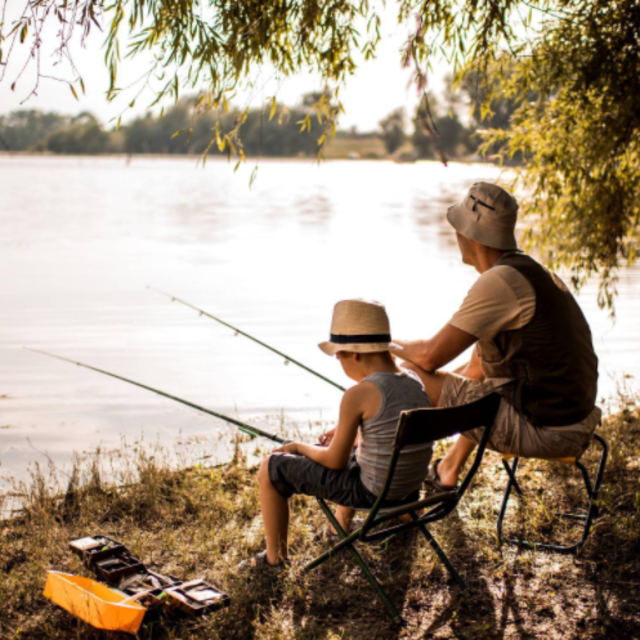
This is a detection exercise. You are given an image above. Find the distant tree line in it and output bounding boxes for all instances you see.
[0,86,514,160]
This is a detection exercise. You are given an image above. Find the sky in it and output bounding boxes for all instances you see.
[0,2,450,131]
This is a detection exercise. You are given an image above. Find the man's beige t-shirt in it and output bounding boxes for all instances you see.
[449,265,537,340]
[446,263,600,436]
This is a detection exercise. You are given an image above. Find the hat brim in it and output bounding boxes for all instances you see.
[447,203,518,251]
[318,341,401,357]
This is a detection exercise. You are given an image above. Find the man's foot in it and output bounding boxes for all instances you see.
[425,459,457,492]
[237,551,290,577]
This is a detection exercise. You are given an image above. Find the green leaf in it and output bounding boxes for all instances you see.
[249,166,258,189]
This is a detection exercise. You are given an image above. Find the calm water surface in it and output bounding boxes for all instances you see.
[1,156,638,486]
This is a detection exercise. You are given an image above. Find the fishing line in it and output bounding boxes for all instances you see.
[147,286,346,391]
[24,347,286,444]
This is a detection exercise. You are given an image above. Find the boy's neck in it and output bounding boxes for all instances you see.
[357,353,401,380]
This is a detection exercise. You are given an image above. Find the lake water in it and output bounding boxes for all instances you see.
[1,156,639,489]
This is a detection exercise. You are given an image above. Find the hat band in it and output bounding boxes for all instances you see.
[330,333,391,344]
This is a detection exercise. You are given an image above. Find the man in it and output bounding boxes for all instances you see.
[391,182,601,490]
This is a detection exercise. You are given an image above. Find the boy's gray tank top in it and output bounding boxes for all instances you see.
[356,370,433,500]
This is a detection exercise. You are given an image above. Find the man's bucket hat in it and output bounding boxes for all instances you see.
[318,299,399,356]
[447,182,519,251]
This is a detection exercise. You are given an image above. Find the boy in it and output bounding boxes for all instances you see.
[241,299,433,572]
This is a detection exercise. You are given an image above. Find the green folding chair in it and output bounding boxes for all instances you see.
[303,392,502,625]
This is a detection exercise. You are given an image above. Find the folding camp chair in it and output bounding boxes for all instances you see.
[303,392,502,625]
[497,431,608,553]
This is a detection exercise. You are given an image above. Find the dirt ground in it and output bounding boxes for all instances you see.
[1,397,639,639]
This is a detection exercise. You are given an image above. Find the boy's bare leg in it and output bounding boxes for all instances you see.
[258,458,289,565]
[331,506,355,535]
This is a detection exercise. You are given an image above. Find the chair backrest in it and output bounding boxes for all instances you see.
[395,393,502,450]
[368,393,502,514]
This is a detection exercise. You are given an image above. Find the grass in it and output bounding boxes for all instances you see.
[1,392,639,639]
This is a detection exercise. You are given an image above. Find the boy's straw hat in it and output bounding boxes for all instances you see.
[447,182,519,251]
[318,299,399,356]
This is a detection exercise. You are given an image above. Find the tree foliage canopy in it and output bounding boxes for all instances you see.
[1,0,639,304]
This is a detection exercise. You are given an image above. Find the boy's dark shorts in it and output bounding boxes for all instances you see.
[268,452,418,509]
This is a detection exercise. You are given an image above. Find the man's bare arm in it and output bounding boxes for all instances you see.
[390,323,477,372]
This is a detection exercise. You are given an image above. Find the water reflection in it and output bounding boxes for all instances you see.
[0,156,637,484]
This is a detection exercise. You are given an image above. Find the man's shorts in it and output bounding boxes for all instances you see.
[439,373,601,459]
[268,452,419,509]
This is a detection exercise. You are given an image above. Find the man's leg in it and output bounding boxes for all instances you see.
[401,363,447,407]
[437,435,477,487]
[403,363,482,486]
[258,457,289,565]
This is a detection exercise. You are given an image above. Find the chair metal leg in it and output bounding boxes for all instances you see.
[410,511,470,594]
[571,434,608,551]
[304,499,403,625]
[497,436,608,553]
[497,458,520,544]
[503,458,524,495]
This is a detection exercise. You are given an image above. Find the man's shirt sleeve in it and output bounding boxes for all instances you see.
[449,266,536,341]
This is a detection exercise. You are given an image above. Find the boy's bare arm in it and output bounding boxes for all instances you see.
[274,385,372,470]
[390,324,476,372]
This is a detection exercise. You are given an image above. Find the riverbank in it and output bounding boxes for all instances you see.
[1,395,639,639]
[0,148,488,162]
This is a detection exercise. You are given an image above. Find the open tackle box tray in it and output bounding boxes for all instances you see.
[69,535,145,583]
[69,535,128,565]
[117,568,183,611]
[66,535,230,618]
[164,579,230,615]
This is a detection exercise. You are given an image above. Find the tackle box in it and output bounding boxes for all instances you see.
[64,534,230,621]
[165,579,230,615]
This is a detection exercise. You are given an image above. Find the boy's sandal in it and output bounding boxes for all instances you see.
[424,459,457,492]
[237,550,291,576]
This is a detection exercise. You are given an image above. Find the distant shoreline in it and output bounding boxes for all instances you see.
[0,150,490,164]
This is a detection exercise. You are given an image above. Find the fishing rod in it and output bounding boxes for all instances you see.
[147,286,346,392]
[24,347,286,444]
